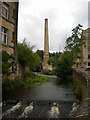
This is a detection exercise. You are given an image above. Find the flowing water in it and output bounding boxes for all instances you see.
[2,75,77,118]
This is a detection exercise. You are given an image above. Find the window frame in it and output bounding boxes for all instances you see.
[2,4,9,19]
[1,27,8,44]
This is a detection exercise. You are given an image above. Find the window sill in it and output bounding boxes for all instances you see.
[2,15,8,20]
[2,16,15,25]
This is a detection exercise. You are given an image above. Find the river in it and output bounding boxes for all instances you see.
[2,75,77,118]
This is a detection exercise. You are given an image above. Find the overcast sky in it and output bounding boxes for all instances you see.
[18,0,89,52]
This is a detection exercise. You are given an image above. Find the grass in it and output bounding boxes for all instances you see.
[24,76,48,87]
[2,71,49,91]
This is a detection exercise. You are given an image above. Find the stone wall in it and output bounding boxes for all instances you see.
[72,69,90,118]
[1,2,19,81]
[73,69,89,100]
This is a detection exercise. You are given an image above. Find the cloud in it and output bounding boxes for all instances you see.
[18,0,89,52]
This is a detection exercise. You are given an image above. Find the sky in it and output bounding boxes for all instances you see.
[18,0,89,52]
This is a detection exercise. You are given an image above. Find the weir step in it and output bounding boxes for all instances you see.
[2,100,74,119]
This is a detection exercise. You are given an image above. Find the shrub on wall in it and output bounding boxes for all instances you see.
[2,51,12,75]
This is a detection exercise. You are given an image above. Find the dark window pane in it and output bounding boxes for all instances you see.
[88,62,90,66]
[4,29,7,33]
[88,54,90,59]
[4,35,6,43]
[12,32,14,42]
[1,27,8,44]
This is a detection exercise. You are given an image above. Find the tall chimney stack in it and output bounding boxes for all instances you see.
[43,18,50,69]
[44,18,49,57]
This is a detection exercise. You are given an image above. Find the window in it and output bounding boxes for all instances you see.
[88,62,90,66]
[2,4,8,19]
[12,32,14,42]
[13,9,16,19]
[88,54,90,59]
[1,27,8,44]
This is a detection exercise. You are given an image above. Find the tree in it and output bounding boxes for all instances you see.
[65,24,86,60]
[48,57,58,67]
[48,52,62,67]
[36,50,44,60]
[56,51,73,81]
[56,24,86,82]
[49,52,62,59]
[32,52,41,71]
[17,42,40,71]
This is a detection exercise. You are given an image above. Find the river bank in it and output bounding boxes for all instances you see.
[2,71,49,91]
[3,75,77,101]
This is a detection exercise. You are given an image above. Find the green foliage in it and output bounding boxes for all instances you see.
[17,43,33,67]
[3,71,49,91]
[36,50,44,60]
[42,69,51,75]
[42,69,56,75]
[2,79,22,91]
[17,42,40,71]
[49,52,62,59]
[65,24,86,61]
[56,24,86,83]
[35,50,62,71]
[48,52,62,68]
[24,75,48,87]
[56,51,73,82]
[2,51,12,74]
[22,71,49,87]
[35,50,44,71]
[48,57,58,67]
[32,52,41,71]
[24,71,38,79]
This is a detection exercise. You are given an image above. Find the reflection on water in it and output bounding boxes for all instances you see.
[3,76,76,101]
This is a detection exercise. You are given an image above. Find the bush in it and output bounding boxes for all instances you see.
[2,51,12,74]
[17,43,41,71]
[23,71,49,87]
[41,69,56,75]
[24,71,37,79]
[2,79,22,91]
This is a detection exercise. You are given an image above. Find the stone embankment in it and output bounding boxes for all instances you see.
[72,69,90,118]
